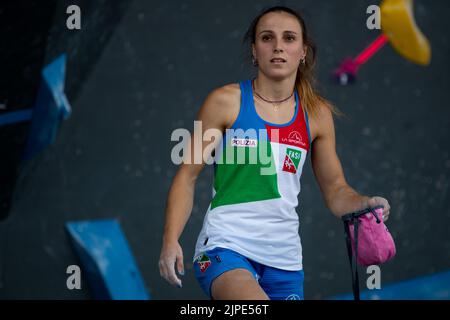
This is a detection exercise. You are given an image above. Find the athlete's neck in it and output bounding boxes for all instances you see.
[253,74,296,101]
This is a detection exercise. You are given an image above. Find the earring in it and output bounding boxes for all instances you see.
[252,56,258,67]
[301,57,306,65]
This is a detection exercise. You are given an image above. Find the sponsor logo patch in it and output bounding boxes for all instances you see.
[231,138,257,148]
[282,148,302,174]
[281,130,306,147]
[195,253,211,272]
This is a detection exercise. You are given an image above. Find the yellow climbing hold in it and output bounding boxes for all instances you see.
[381,0,431,65]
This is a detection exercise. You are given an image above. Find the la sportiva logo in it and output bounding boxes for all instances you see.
[282,131,306,147]
[288,131,302,144]
[283,148,301,174]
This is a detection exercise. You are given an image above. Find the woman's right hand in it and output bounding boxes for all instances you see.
[158,84,237,289]
[159,239,184,288]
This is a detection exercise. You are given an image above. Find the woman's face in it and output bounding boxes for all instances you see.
[253,11,306,80]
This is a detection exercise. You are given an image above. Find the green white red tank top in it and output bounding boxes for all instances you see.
[194,79,311,270]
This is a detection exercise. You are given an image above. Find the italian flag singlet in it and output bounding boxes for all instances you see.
[194,79,311,271]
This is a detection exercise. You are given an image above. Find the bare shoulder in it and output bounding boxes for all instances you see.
[197,83,241,130]
[205,83,240,110]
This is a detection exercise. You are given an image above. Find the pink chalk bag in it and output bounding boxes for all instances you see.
[341,205,396,300]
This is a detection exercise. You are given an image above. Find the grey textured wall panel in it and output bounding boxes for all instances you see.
[0,0,449,300]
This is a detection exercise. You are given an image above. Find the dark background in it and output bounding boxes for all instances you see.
[0,0,449,299]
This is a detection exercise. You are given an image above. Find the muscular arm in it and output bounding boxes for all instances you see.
[310,105,371,218]
[159,84,239,287]
[162,84,238,243]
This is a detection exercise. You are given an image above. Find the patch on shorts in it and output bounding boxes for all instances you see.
[196,253,211,272]
[286,294,301,300]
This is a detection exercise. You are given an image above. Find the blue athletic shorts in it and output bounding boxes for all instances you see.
[193,247,304,300]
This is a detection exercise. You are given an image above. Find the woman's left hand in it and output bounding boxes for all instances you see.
[367,196,391,222]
